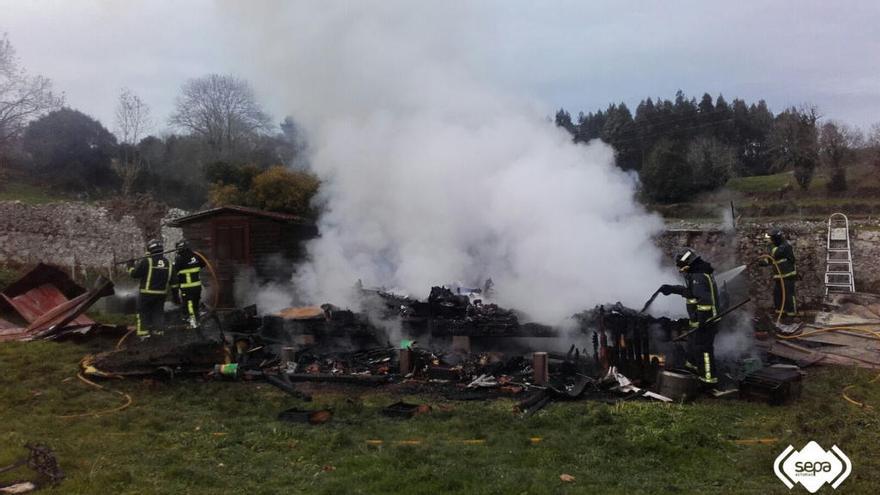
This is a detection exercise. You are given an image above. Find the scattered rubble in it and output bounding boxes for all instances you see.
[6,260,879,414]
[761,292,880,369]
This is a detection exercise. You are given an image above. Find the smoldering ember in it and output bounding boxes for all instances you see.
[2,2,880,494]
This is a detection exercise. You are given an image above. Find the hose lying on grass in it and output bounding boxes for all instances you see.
[777,325,880,409]
[57,372,132,419]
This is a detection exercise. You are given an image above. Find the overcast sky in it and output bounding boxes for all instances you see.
[2,0,878,135]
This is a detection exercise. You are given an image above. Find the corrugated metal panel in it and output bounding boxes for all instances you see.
[2,283,94,326]
[0,264,113,341]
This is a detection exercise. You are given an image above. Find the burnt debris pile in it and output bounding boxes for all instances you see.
[81,286,701,410]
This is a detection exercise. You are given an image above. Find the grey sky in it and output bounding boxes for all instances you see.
[2,0,878,135]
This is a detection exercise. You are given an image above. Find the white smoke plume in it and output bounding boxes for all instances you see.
[219,2,679,322]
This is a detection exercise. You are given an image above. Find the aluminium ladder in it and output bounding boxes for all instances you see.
[825,212,855,295]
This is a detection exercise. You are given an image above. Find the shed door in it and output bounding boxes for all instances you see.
[213,221,250,307]
[215,224,250,262]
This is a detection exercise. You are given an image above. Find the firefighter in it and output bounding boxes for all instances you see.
[128,239,171,338]
[170,240,205,328]
[763,228,797,319]
[658,247,720,385]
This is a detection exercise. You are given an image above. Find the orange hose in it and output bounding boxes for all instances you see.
[192,250,220,309]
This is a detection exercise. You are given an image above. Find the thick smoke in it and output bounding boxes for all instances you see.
[220,2,679,322]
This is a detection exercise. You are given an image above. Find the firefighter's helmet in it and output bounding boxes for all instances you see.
[146,239,164,254]
[765,228,785,246]
[674,247,700,271]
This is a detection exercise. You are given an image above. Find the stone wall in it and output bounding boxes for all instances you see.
[2,199,878,308]
[0,201,145,274]
[657,218,880,309]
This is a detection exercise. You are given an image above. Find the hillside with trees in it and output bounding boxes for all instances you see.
[2,29,880,218]
[556,91,880,213]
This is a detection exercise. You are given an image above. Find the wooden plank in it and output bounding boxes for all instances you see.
[767,340,871,368]
[819,347,880,367]
[795,331,880,349]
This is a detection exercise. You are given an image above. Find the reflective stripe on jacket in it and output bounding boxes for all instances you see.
[171,252,205,289]
[129,254,171,295]
[770,241,797,279]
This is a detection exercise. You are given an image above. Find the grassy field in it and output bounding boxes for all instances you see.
[1,340,879,494]
[0,179,71,204]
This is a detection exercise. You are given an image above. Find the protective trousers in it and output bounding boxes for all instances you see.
[773,277,797,317]
[686,324,718,384]
[179,287,201,328]
[136,293,166,336]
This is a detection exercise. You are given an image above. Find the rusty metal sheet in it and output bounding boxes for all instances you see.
[0,264,89,318]
[0,264,113,342]
[2,284,94,326]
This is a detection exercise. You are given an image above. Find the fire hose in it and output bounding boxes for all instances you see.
[755,254,786,324]
[672,297,751,342]
[776,325,880,409]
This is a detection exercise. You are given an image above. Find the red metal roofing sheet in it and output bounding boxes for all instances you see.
[1,283,94,326]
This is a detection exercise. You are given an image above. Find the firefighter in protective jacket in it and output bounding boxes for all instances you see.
[170,240,205,328]
[128,239,171,338]
[659,247,721,385]
[763,228,797,318]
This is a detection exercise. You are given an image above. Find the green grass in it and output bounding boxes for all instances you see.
[2,341,879,494]
[725,171,832,194]
[85,311,137,327]
[726,172,796,194]
[0,265,24,288]
[0,180,73,205]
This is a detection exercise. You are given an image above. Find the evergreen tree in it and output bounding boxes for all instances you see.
[640,138,692,203]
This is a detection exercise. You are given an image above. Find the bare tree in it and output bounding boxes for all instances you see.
[168,74,271,157]
[113,88,152,194]
[0,33,64,152]
[869,122,880,171]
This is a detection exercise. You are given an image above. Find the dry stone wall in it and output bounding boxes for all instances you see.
[0,200,145,274]
[2,199,878,309]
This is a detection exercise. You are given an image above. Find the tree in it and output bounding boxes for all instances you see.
[601,103,639,170]
[23,108,118,192]
[280,116,309,169]
[819,121,860,193]
[769,107,819,190]
[169,74,271,157]
[698,93,715,115]
[639,138,692,203]
[206,165,320,215]
[113,88,152,195]
[687,137,735,191]
[554,108,574,134]
[248,166,320,215]
[0,33,63,152]
[869,122,880,171]
[204,161,260,189]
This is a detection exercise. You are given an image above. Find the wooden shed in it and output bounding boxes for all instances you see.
[166,206,318,308]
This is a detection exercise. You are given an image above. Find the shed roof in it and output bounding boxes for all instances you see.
[166,205,314,227]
